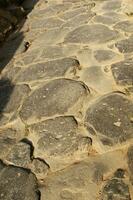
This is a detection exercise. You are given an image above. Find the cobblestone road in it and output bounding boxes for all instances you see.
[0,0,133,199]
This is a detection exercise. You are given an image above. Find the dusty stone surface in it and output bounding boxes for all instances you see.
[64,24,119,44]
[85,92,133,147]
[28,116,92,171]
[115,35,133,53]
[111,58,133,86]
[15,57,80,83]
[20,79,88,124]
[6,141,32,168]
[0,165,40,200]
[0,0,133,199]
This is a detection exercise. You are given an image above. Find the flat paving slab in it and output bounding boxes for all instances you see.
[0,0,133,199]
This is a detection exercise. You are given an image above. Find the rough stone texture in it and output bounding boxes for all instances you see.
[111,58,133,86]
[64,24,119,44]
[6,141,31,168]
[31,158,49,179]
[20,79,88,124]
[85,92,133,146]
[0,165,40,200]
[0,129,20,158]
[40,151,127,200]
[0,0,133,198]
[102,169,131,200]
[15,57,80,83]
[94,49,118,62]
[115,35,133,53]
[28,116,92,171]
[114,20,133,33]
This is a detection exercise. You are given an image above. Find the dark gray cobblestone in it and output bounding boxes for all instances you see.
[0,0,133,199]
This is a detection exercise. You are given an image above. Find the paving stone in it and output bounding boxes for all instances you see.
[0,83,30,114]
[59,7,86,20]
[30,17,64,29]
[6,141,31,168]
[31,158,49,179]
[94,49,118,62]
[85,92,133,146]
[31,27,70,45]
[111,58,133,86]
[115,35,133,53]
[64,24,119,44]
[0,165,40,200]
[31,3,71,18]
[0,129,19,158]
[102,0,122,10]
[40,151,126,200]
[114,20,133,33]
[101,169,131,200]
[15,57,80,83]
[63,13,95,28]
[38,44,80,61]
[20,79,88,124]
[28,116,91,171]
[93,14,121,25]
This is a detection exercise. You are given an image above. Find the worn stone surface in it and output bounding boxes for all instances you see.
[40,151,127,200]
[111,58,133,86]
[114,20,133,33]
[28,116,91,171]
[0,129,20,158]
[0,165,40,200]
[115,35,133,53]
[102,169,131,200]
[15,57,80,83]
[6,141,31,168]
[94,49,118,62]
[31,158,49,179]
[64,24,119,44]
[20,79,88,124]
[0,0,133,199]
[85,93,133,146]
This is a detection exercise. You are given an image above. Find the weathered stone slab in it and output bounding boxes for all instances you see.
[115,35,133,53]
[63,13,95,28]
[30,17,64,29]
[111,58,133,86]
[29,116,91,171]
[6,141,31,168]
[15,57,80,83]
[20,79,88,124]
[85,92,133,146]
[0,165,40,200]
[64,24,119,44]
[102,0,122,10]
[31,158,49,179]
[60,7,86,20]
[0,129,19,158]
[102,169,131,200]
[114,20,133,33]
[94,49,118,62]
[40,151,126,200]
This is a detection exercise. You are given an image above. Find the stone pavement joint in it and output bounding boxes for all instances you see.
[0,0,133,199]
